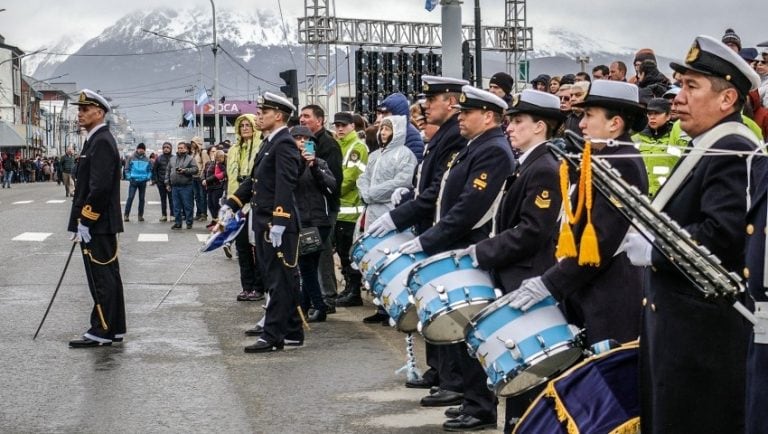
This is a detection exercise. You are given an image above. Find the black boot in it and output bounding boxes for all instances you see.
[336,286,363,307]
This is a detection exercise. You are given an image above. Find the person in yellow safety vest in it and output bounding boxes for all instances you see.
[333,111,370,307]
[632,98,687,197]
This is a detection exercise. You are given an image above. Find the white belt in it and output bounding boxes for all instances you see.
[754,302,768,344]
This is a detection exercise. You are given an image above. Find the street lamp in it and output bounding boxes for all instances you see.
[210,0,220,144]
[141,29,206,139]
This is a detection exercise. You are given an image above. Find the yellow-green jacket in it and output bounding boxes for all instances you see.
[633,121,687,197]
[226,114,262,194]
[338,130,369,222]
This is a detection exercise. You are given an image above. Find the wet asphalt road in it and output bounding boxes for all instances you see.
[0,181,505,433]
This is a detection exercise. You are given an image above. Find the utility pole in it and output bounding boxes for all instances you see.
[210,0,220,144]
[441,0,462,79]
[474,0,482,88]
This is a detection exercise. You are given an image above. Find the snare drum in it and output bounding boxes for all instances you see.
[408,250,499,344]
[349,229,415,286]
[465,294,582,397]
[370,252,428,332]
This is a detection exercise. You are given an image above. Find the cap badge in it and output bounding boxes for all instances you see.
[511,94,520,107]
[423,83,430,91]
[459,94,467,103]
[686,42,701,64]
[79,92,87,103]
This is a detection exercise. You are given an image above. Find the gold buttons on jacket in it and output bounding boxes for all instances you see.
[651,304,657,312]
[642,297,648,306]
[744,267,751,279]
[746,224,754,235]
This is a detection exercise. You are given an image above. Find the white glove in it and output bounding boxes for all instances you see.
[456,245,479,267]
[269,225,286,248]
[368,212,396,237]
[507,277,551,311]
[399,237,423,254]
[391,187,410,206]
[620,232,653,267]
[217,205,235,228]
[70,222,91,244]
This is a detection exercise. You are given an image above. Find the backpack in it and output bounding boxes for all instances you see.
[129,158,152,182]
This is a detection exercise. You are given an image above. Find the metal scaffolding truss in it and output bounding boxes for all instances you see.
[299,17,533,52]
[299,1,532,106]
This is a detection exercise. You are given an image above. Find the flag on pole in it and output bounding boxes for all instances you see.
[196,87,210,106]
[184,111,195,128]
[324,75,337,97]
[425,0,439,11]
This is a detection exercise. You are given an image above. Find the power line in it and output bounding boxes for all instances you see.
[29,47,199,58]
[217,45,281,87]
[276,0,297,69]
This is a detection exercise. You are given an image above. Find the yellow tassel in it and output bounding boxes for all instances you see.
[556,220,578,259]
[578,141,601,267]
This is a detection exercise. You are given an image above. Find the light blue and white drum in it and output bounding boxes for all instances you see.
[369,251,428,332]
[465,294,583,397]
[408,250,499,344]
[349,228,415,287]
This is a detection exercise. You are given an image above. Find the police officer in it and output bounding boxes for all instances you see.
[388,76,469,398]
[371,85,515,431]
[459,90,565,432]
[507,80,648,345]
[622,35,764,433]
[67,89,126,348]
[223,92,303,353]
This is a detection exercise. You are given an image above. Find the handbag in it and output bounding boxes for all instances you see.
[298,226,323,256]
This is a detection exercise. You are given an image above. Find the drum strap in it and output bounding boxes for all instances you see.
[753,302,768,344]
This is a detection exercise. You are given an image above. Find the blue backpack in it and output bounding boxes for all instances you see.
[129,158,152,182]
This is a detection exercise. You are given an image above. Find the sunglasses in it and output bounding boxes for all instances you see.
[559,96,571,102]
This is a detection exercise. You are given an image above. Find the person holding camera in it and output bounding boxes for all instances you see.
[290,126,338,322]
[164,141,198,230]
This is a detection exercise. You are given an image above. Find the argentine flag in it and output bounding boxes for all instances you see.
[425,0,439,11]
[196,87,210,106]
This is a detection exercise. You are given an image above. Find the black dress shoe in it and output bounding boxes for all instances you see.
[444,406,464,419]
[363,311,389,324]
[307,310,326,323]
[405,377,436,389]
[244,339,283,353]
[420,389,463,407]
[171,224,182,230]
[429,386,441,395]
[69,338,112,348]
[442,414,496,432]
[244,325,264,336]
[336,295,363,307]
[325,305,336,314]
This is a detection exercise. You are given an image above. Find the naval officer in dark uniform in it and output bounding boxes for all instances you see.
[460,90,565,432]
[223,92,303,353]
[371,85,515,431]
[67,89,126,348]
[388,76,468,400]
[623,35,765,434]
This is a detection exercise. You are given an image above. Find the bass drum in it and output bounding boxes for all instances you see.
[513,343,640,434]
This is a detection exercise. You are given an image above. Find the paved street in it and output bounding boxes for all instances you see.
[0,181,505,433]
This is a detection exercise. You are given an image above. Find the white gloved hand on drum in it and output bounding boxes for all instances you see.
[456,245,479,268]
[368,212,396,237]
[507,277,551,311]
[399,237,423,254]
[619,231,653,267]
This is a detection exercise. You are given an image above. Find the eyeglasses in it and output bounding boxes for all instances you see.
[757,60,767,65]
[559,96,571,102]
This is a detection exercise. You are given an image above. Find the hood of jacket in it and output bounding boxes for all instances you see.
[234,114,259,144]
[131,151,149,161]
[380,115,407,150]
[379,93,410,116]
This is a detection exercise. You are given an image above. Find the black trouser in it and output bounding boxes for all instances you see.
[422,342,464,392]
[319,211,338,301]
[235,223,264,292]
[299,226,331,313]
[80,234,126,340]
[334,220,361,290]
[503,384,545,433]
[255,227,303,344]
[156,182,173,217]
[451,343,497,421]
[207,188,224,219]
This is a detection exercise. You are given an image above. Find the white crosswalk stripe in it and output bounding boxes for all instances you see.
[12,200,33,204]
[13,232,52,241]
[137,233,169,242]
[46,200,66,204]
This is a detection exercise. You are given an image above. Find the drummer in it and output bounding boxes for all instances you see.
[458,89,565,432]
[370,85,515,431]
[505,80,648,345]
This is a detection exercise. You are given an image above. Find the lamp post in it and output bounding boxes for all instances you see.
[210,0,220,144]
[141,29,206,139]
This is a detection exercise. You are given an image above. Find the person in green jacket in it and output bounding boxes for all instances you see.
[632,98,687,197]
[333,111,370,307]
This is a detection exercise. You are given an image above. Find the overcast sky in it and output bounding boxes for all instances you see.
[1,0,766,59]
